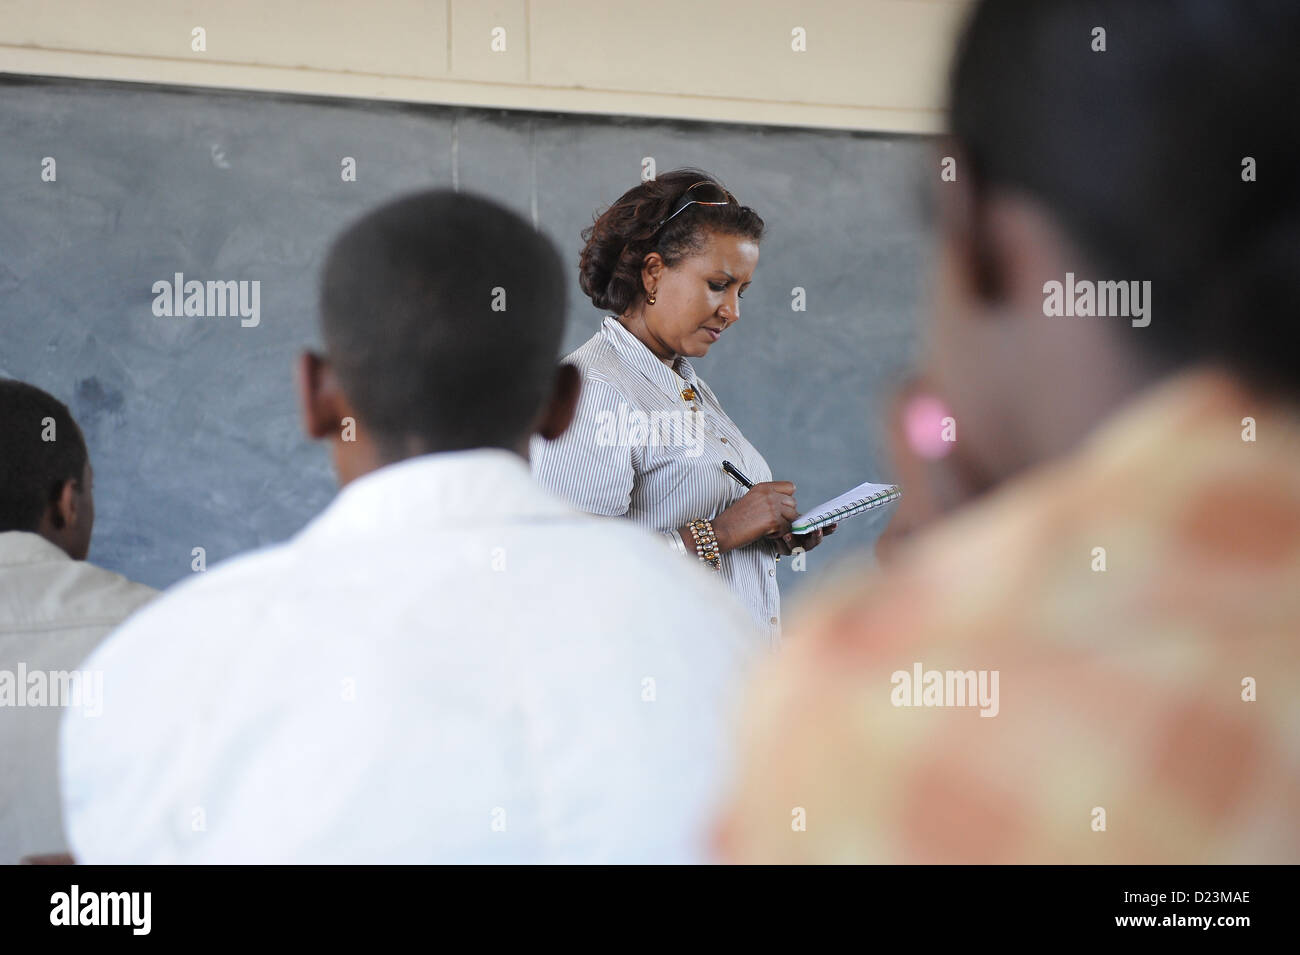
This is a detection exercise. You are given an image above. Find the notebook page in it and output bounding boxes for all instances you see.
[794,481,898,526]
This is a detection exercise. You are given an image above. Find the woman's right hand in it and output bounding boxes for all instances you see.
[712,481,798,553]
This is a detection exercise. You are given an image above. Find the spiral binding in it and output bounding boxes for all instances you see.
[794,485,901,532]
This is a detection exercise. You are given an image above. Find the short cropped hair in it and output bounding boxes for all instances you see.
[319,190,568,456]
[950,0,1300,398]
[0,379,88,533]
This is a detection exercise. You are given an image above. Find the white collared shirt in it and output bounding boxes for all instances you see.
[60,449,758,863]
[532,316,782,646]
[0,532,155,863]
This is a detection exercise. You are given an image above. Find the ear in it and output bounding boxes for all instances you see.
[640,251,666,295]
[535,363,581,441]
[51,477,79,531]
[296,351,347,440]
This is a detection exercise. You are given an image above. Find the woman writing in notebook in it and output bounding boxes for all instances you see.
[531,169,834,644]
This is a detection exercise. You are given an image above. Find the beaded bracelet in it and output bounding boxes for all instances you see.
[687,518,721,571]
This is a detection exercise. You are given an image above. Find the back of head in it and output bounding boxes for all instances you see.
[0,379,87,534]
[319,190,567,457]
[949,0,1300,399]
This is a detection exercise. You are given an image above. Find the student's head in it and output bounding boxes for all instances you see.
[0,379,95,559]
[300,190,578,484]
[580,168,764,359]
[927,0,1300,489]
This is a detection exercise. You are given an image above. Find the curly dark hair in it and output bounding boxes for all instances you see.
[578,168,765,315]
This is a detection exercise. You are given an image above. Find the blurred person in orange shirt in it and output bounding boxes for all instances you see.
[715,0,1300,863]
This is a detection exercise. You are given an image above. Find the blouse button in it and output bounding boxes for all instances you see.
[769,616,779,625]
[768,568,775,576]
[720,437,728,444]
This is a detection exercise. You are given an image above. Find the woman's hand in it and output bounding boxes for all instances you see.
[711,481,798,553]
[766,522,838,556]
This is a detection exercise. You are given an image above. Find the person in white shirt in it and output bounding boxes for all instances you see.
[60,190,762,864]
[0,379,155,864]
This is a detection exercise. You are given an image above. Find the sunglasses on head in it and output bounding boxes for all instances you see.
[654,180,737,232]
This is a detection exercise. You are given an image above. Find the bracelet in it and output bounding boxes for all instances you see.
[687,519,721,571]
[664,530,687,556]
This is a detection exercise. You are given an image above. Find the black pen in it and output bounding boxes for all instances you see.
[723,459,786,562]
[722,460,754,489]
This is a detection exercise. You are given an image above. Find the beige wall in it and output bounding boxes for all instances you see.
[0,0,969,133]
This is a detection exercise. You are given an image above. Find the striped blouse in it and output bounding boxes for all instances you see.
[530,316,781,647]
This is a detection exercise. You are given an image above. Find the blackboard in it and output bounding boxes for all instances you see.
[0,74,931,599]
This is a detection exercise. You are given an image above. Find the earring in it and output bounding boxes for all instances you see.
[647,291,657,305]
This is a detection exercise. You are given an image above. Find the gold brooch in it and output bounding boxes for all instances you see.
[681,387,696,402]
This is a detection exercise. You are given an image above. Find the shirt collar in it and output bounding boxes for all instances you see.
[0,530,72,567]
[601,315,700,404]
[299,447,575,542]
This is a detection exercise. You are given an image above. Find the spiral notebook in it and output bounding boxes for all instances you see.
[790,480,902,534]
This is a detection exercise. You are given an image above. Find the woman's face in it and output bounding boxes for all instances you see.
[642,229,759,359]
